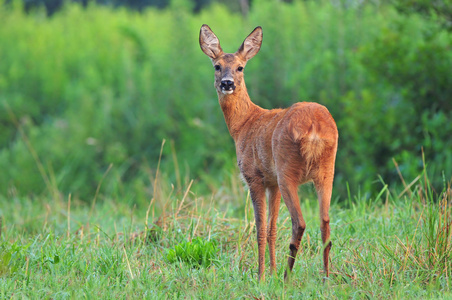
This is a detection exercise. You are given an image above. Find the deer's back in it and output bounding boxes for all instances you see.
[236,102,338,187]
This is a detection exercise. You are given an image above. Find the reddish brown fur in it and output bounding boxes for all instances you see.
[199,24,338,282]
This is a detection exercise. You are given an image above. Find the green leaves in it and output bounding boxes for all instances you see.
[45,254,60,265]
[0,241,31,275]
[166,237,219,268]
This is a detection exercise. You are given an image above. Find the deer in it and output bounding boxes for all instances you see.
[199,24,338,282]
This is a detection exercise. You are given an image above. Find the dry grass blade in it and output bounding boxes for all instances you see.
[402,208,424,272]
[175,179,194,219]
[123,246,134,280]
[146,139,166,234]
[398,175,421,199]
[393,158,408,195]
[90,163,113,216]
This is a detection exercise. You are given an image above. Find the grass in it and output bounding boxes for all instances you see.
[0,165,451,299]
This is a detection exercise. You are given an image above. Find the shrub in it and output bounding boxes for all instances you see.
[0,0,450,201]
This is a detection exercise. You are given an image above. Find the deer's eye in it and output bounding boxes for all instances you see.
[237,66,244,72]
[214,65,221,71]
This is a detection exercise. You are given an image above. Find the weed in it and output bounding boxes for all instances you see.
[166,237,219,268]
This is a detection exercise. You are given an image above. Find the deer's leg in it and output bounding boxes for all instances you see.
[267,186,281,275]
[249,184,267,282]
[279,181,305,280]
[315,171,334,279]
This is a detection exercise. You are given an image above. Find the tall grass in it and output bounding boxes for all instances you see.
[0,160,450,298]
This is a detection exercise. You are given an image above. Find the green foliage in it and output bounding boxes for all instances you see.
[355,12,452,195]
[0,241,30,276]
[0,0,451,201]
[166,237,219,268]
[388,0,452,30]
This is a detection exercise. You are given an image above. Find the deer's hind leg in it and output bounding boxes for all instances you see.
[278,179,305,280]
[314,156,336,279]
[267,186,281,275]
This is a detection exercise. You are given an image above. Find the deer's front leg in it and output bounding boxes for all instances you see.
[249,183,267,282]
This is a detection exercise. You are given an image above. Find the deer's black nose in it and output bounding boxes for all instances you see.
[220,80,235,90]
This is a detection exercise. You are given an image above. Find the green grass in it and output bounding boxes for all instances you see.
[1,168,451,299]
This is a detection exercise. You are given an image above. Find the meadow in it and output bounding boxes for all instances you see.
[1,161,451,298]
[1,0,452,298]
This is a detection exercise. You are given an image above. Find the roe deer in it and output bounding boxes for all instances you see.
[199,24,338,282]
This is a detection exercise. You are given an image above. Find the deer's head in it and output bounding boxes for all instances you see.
[199,24,263,96]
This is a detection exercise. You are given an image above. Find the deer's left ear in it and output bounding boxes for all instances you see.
[237,26,263,61]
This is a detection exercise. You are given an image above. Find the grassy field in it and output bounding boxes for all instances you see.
[1,163,451,299]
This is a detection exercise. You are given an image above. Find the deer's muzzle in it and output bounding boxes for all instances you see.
[220,80,235,94]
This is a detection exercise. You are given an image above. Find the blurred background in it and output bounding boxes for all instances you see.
[1,0,451,203]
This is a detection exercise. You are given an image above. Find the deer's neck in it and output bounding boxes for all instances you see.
[218,85,262,141]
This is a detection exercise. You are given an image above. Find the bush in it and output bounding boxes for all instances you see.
[0,0,451,201]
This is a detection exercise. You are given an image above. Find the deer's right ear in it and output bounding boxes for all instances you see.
[199,24,223,59]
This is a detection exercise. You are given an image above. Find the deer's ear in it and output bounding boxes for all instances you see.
[237,26,262,61]
[199,24,223,59]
